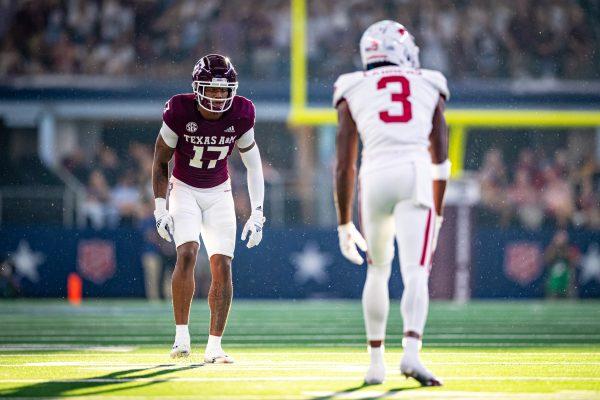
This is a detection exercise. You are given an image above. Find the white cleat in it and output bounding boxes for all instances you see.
[364,362,385,385]
[170,343,191,359]
[400,354,442,387]
[204,351,234,364]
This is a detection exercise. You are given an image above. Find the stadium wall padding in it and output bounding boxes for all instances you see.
[473,229,600,298]
[1,227,599,299]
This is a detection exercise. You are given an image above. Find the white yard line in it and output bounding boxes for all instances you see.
[0,361,599,368]
[1,351,599,357]
[0,345,136,352]
[1,342,598,349]
[2,334,600,340]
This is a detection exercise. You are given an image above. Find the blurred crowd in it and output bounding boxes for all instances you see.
[62,141,155,229]
[0,0,597,81]
[311,0,598,80]
[0,0,290,79]
[478,147,600,231]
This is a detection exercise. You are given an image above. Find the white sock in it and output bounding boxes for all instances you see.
[362,263,392,341]
[206,335,222,353]
[402,337,422,357]
[175,325,190,345]
[368,345,384,364]
[400,265,429,334]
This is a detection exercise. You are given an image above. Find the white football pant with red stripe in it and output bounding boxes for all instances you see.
[358,160,435,341]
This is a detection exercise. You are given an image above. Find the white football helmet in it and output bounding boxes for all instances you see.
[360,20,420,70]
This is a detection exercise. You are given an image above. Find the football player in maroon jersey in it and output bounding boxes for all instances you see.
[152,54,265,363]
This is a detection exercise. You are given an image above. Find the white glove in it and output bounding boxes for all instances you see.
[241,210,265,248]
[431,215,443,254]
[337,222,368,265]
[154,198,174,242]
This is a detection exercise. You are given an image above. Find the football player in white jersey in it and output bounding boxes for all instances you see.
[334,20,450,386]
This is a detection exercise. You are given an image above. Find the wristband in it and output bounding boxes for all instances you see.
[431,159,451,180]
[154,198,167,212]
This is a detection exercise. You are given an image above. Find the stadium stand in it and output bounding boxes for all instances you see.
[0,0,597,80]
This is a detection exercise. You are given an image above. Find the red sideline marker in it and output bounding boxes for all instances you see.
[67,273,82,306]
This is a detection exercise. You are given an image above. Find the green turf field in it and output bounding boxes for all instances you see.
[0,300,599,399]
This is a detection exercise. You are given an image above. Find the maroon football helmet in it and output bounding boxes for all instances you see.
[192,54,238,112]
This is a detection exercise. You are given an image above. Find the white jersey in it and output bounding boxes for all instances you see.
[333,66,449,175]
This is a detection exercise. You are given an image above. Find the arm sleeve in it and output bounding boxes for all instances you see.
[159,121,178,148]
[236,127,255,149]
[240,145,264,212]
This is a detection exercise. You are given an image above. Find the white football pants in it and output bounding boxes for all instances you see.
[359,160,435,341]
[168,176,236,258]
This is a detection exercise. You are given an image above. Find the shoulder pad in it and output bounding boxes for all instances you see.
[421,69,450,100]
[162,93,195,133]
[235,96,256,122]
[233,96,256,135]
[162,95,183,132]
[332,72,363,107]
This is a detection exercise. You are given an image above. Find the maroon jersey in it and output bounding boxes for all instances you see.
[163,94,255,188]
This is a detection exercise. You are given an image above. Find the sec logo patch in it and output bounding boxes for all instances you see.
[186,122,198,133]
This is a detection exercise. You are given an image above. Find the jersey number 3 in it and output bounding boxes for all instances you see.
[377,76,412,123]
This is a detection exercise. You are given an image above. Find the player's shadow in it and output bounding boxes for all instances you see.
[308,381,423,400]
[0,363,203,398]
[307,382,368,400]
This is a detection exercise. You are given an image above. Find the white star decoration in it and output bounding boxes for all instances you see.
[580,243,600,285]
[11,240,45,283]
[290,241,332,285]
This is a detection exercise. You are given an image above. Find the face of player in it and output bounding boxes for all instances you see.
[205,87,229,106]
[197,86,231,119]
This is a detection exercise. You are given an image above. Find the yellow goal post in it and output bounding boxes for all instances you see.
[287,0,600,177]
